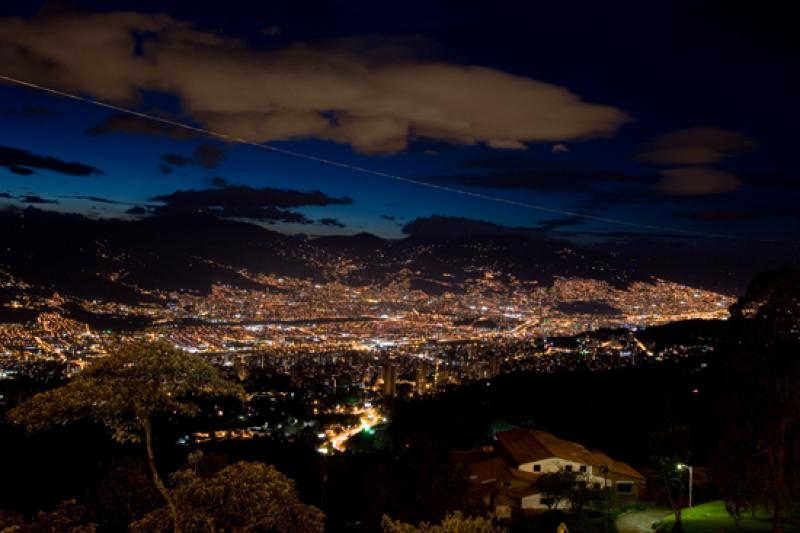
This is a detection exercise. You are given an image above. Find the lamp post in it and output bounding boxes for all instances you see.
[677,463,693,508]
[601,465,609,533]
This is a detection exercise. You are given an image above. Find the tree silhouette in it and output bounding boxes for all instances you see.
[129,461,324,532]
[0,499,96,533]
[649,426,691,533]
[381,511,505,533]
[715,267,800,533]
[91,457,163,531]
[8,341,242,533]
[536,470,579,511]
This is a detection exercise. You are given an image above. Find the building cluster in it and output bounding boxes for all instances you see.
[457,428,645,516]
[1,270,732,451]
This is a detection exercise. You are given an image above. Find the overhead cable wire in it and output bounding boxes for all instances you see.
[1,73,797,245]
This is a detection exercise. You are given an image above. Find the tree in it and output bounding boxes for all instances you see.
[649,426,691,533]
[0,500,96,533]
[386,434,476,524]
[711,424,765,529]
[90,457,163,531]
[729,267,800,328]
[381,512,506,533]
[568,482,599,516]
[536,470,579,511]
[715,268,800,533]
[8,341,242,533]
[129,461,324,533]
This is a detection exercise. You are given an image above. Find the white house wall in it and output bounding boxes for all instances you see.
[517,459,639,494]
[518,457,582,473]
[521,492,571,510]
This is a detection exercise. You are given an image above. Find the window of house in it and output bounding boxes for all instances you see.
[578,481,587,489]
[533,464,541,472]
[617,482,633,493]
[564,465,573,472]
[593,482,601,489]
[540,497,554,505]
[579,465,587,472]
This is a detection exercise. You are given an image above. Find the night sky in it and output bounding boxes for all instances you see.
[1,1,799,243]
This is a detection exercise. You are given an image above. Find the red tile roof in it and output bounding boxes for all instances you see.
[496,428,554,465]
[467,457,514,485]
[495,428,645,481]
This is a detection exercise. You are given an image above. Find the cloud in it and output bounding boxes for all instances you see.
[402,215,561,238]
[205,176,229,187]
[20,194,57,204]
[578,187,663,210]
[318,217,345,228]
[0,192,13,198]
[0,145,104,176]
[652,167,741,195]
[636,128,758,195]
[739,172,800,189]
[551,143,569,154]
[149,185,351,223]
[152,185,351,208]
[162,153,191,166]
[676,204,800,223]
[0,10,630,153]
[487,139,527,150]
[262,25,281,36]
[536,215,585,231]
[194,143,225,168]
[4,165,33,176]
[380,214,396,220]
[217,205,312,223]
[638,127,757,165]
[87,113,204,140]
[161,143,225,171]
[429,157,639,192]
[126,206,147,215]
[0,105,54,118]
[73,195,122,204]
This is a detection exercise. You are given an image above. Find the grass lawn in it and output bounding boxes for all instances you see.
[656,500,799,532]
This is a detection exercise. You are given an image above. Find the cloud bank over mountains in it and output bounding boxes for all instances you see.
[0,9,630,154]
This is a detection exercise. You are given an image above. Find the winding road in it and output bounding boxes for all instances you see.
[615,510,671,533]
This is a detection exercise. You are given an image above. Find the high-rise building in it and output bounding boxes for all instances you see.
[487,355,502,378]
[382,359,397,398]
[234,354,249,381]
[435,362,450,391]
[415,360,429,394]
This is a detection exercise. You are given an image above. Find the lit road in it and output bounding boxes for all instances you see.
[323,406,383,453]
[615,510,670,533]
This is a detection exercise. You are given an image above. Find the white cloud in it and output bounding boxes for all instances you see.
[638,127,758,195]
[0,10,631,154]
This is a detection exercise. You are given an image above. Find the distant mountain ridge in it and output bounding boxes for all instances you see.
[0,207,792,307]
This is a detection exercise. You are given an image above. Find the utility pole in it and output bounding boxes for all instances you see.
[677,463,693,508]
[601,465,609,533]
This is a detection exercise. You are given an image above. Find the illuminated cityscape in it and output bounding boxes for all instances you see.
[1,265,733,455]
[1,2,798,532]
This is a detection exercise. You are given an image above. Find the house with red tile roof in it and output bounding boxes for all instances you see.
[458,428,646,515]
[496,428,645,510]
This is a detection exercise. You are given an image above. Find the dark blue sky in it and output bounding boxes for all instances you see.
[1,1,798,243]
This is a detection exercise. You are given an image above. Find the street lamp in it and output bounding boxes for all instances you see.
[677,463,693,508]
[601,465,609,533]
